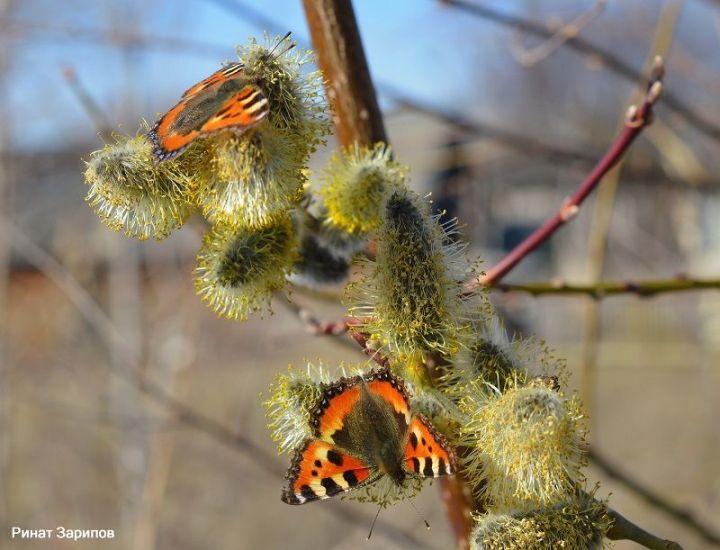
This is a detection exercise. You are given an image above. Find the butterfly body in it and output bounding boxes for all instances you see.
[282,368,456,505]
[148,62,269,161]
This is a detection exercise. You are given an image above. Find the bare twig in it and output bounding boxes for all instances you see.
[510,0,607,66]
[606,508,684,550]
[347,325,391,369]
[275,292,351,335]
[440,0,720,144]
[61,66,113,139]
[469,58,664,290]
[591,449,720,546]
[493,276,720,298]
[0,18,227,57]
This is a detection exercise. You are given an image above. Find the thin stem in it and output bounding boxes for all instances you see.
[493,276,720,298]
[274,291,351,335]
[469,59,664,289]
[607,508,684,550]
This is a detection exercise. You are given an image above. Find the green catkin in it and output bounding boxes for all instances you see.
[192,128,307,229]
[317,143,406,235]
[194,216,296,320]
[471,493,610,550]
[351,189,474,376]
[459,382,587,511]
[83,134,195,240]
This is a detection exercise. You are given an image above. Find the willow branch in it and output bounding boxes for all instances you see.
[607,508,684,550]
[591,449,720,546]
[302,0,387,147]
[347,324,390,369]
[509,0,607,67]
[274,291,351,335]
[440,0,720,143]
[468,57,664,290]
[493,276,720,299]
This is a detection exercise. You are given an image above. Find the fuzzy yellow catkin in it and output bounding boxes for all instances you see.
[350,189,474,375]
[83,135,195,240]
[470,494,610,550]
[192,128,306,229]
[194,215,296,320]
[264,362,335,455]
[459,383,587,511]
[191,35,330,230]
[317,143,407,235]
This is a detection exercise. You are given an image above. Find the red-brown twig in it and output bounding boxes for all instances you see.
[440,0,720,144]
[276,292,351,335]
[467,57,664,290]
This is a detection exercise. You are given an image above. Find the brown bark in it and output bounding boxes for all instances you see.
[302,0,387,147]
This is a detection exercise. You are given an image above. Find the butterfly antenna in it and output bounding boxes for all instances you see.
[408,499,431,530]
[366,505,382,541]
[269,31,293,58]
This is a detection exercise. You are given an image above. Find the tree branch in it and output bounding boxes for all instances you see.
[302,3,472,547]
[591,449,720,546]
[468,57,664,290]
[607,508,684,550]
[492,276,720,299]
[440,0,720,144]
[302,0,387,147]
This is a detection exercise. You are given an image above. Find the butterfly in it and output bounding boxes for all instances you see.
[281,367,457,505]
[148,62,269,161]
[148,33,293,161]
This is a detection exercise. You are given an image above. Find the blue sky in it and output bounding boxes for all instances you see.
[4,1,720,152]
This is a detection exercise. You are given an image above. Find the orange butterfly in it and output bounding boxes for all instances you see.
[148,33,293,161]
[281,367,457,504]
[148,62,269,161]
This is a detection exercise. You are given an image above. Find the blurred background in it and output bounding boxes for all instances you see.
[1,0,720,548]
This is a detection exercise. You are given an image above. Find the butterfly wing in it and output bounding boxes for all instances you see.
[312,367,411,445]
[180,62,244,99]
[404,414,457,478]
[281,439,376,505]
[148,63,268,161]
[198,85,269,133]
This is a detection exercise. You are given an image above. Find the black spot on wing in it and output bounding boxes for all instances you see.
[411,457,421,473]
[423,458,434,477]
[409,432,418,450]
[300,485,317,501]
[321,477,343,496]
[343,470,359,486]
[438,458,447,476]
[326,450,343,466]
